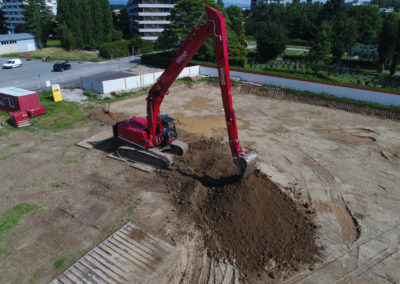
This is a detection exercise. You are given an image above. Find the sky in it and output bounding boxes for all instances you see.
[109,0,251,8]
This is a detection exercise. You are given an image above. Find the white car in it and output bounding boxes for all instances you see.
[2,59,22,69]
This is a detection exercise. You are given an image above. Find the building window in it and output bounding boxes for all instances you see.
[0,97,3,105]
[8,97,15,108]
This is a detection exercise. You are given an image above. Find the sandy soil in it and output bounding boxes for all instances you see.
[0,81,399,283]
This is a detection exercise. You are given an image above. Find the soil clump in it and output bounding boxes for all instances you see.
[158,134,321,276]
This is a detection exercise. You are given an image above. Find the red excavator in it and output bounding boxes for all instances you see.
[113,6,257,178]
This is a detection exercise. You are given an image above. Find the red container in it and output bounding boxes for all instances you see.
[0,87,43,113]
[9,111,30,128]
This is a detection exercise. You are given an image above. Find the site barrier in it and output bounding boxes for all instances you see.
[199,66,400,106]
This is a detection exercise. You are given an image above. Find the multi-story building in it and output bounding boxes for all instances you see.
[2,0,57,33]
[127,0,178,41]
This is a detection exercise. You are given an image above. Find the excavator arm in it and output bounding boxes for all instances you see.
[114,6,256,177]
[146,6,257,177]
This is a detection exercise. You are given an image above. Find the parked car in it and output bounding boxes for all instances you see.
[53,62,71,72]
[2,58,22,69]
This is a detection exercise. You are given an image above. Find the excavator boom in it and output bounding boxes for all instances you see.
[114,6,257,177]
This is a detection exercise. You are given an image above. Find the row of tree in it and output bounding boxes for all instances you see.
[57,0,113,50]
[245,0,400,74]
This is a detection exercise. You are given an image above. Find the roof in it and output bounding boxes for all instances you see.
[0,87,36,97]
[0,33,37,42]
[84,72,135,82]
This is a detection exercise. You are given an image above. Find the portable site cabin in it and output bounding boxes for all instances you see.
[0,87,42,112]
[0,87,46,127]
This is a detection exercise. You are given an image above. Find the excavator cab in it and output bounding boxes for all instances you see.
[159,115,178,143]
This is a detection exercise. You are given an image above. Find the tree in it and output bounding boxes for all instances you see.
[92,0,104,47]
[348,5,382,45]
[226,5,246,47]
[0,8,7,34]
[24,0,53,47]
[156,0,246,61]
[81,0,95,48]
[70,0,83,49]
[308,20,333,72]
[319,0,358,63]
[58,23,75,50]
[100,0,113,43]
[217,0,224,9]
[378,12,400,74]
[114,7,131,37]
[256,21,287,62]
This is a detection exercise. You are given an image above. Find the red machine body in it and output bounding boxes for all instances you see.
[114,6,256,175]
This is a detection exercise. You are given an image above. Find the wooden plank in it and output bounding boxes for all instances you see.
[74,261,107,284]
[85,253,127,283]
[114,230,155,257]
[52,222,174,283]
[76,130,113,149]
[81,257,117,283]
[103,239,153,270]
[74,262,107,284]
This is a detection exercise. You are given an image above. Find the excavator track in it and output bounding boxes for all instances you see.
[116,140,188,169]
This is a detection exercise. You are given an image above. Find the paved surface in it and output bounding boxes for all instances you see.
[0,57,161,91]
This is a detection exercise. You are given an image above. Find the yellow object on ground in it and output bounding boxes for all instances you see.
[52,84,63,102]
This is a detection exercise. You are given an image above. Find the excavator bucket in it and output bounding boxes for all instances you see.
[233,151,258,179]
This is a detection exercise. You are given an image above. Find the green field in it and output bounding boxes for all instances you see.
[1,47,103,62]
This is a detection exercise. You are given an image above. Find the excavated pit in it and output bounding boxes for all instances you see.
[158,134,321,276]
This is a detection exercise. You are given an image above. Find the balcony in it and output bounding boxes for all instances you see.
[137,20,170,24]
[130,12,170,16]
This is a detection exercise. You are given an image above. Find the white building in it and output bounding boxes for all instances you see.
[127,0,178,41]
[2,0,57,33]
[0,33,39,55]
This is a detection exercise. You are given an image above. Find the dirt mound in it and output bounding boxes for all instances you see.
[158,134,321,276]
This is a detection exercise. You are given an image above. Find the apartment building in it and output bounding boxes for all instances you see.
[2,0,57,33]
[127,0,178,41]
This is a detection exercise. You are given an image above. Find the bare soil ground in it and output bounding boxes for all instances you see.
[0,81,399,283]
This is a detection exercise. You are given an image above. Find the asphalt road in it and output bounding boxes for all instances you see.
[0,57,141,91]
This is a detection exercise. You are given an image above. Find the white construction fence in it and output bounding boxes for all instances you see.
[82,64,400,106]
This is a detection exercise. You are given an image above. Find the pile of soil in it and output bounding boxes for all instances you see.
[158,134,321,276]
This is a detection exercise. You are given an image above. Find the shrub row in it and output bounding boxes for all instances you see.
[141,52,247,68]
[99,38,155,59]
[99,40,131,58]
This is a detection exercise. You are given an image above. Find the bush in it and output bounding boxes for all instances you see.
[141,52,173,68]
[229,56,246,67]
[142,52,246,69]
[282,55,307,62]
[99,40,131,58]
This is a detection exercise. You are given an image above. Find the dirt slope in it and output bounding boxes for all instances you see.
[158,134,321,276]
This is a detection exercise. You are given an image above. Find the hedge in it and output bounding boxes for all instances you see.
[99,40,131,58]
[141,52,246,68]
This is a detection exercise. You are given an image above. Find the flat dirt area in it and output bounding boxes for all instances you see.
[0,81,399,283]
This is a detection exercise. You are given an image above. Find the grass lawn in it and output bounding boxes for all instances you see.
[286,45,308,49]
[1,47,103,62]
[0,203,37,244]
[284,49,307,56]
[46,39,61,48]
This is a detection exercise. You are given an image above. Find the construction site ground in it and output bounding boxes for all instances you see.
[0,81,399,283]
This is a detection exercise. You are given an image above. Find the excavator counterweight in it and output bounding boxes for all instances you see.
[113,6,257,177]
